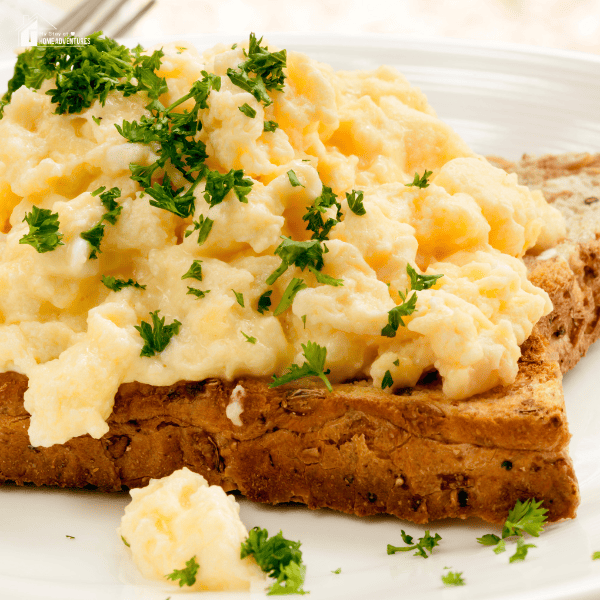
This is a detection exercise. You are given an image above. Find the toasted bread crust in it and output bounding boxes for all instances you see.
[2,153,597,525]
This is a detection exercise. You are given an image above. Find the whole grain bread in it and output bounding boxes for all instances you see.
[1,153,599,525]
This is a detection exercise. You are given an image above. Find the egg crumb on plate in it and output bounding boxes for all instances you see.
[118,467,266,591]
[0,33,566,448]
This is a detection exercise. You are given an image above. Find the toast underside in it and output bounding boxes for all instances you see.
[1,153,599,525]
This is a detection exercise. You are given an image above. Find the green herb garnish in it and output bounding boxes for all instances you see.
[273,278,307,316]
[185,215,214,246]
[135,310,182,357]
[232,289,245,307]
[407,263,443,291]
[441,570,465,586]
[264,120,279,132]
[509,537,536,563]
[186,287,210,298]
[382,370,393,389]
[287,169,304,187]
[405,170,433,189]
[381,294,418,337]
[181,260,203,281]
[241,331,257,344]
[387,530,442,558]
[19,206,64,253]
[101,275,146,291]
[257,290,272,314]
[239,102,257,118]
[165,556,199,587]
[346,189,366,215]
[270,340,332,392]
[240,527,307,595]
[302,185,342,241]
[266,237,325,285]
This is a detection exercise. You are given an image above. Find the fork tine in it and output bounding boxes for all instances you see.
[55,0,106,33]
[85,0,131,36]
[112,0,156,38]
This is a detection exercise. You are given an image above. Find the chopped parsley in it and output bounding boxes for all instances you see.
[381,294,418,337]
[382,370,393,389]
[593,551,600,560]
[387,530,442,558]
[19,206,64,253]
[204,168,253,207]
[121,535,130,547]
[406,263,443,291]
[1,33,166,118]
[240,527,307,595]
[501,460,513,470]
[80,186,123,258]
[405,169,433,189]
[92,116,102,125]
[165,556,199,587]
[477,498,547,563]
[257,290,273,314]
[302,184,342,241]
[441,570,465,586]
[273,277,307,316]
[308,265,343,287]
[287,169,304,187]
[266,237,325,285]
[239,102,257,118]
[185,215,214,246]
[227,33,287,107]
[66,535,75,540]
[181,260,203,281]
[509,538,536,563]
[270,340,332,392]
[135,310,182,357]
[264,120,279,132]
[346,189,366,215]
[332,568,341,574]
[186,287,209,298]
[101,275,146,291]
[232,289,245,307]
[241,331,257,344]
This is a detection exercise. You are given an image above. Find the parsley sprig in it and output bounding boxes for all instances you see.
[165,556,199,587]
[381,264,443,337]
[135,310,182,357]
[1,33,166,118]
[477,498,547,563]
[19,206,64,253]
[302,185,342,241]
[406,169,433,189]
[227,33,287,107]
[387,530,442,558]
[101,275,146,291]
[441,569,465,586]
[240,527,307,595]
[270,340,333,392]
[80,186,123,259]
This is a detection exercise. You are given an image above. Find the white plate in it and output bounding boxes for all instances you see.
[2,34,600,600]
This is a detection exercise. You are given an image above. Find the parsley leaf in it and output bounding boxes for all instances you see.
[101,275,146,291]
[181,260,203,281]
[502,498,547,538]
[270,340,332,392]
[204,169,254,206]
[264,120,279,132]
[241,331,257,344]
[308,265,343,287]
[165,556,199,587]
[257,290,272,314]
[287,169,304,187]
[407,263,443,291]
[232,289,245,307]
[227,33,287,107]
[332,568,341,574]
[146,174,196,218]
[382,370,393,389]
[266,237,325,285]
[441,570,465,586]
[92,116,102,125]
[477,534,501,546]
[406,170,433,188]
[593,551,600,560]
[185,215,214,246]
[346,189,366,215]
[135,310,182,357]
[381,293,418,337]
[187,287,210,298]
[387,530,442,558]
[273,277,307,316]
[93,186,123,224]
[239,102,257,118]
[19,206,64,253]
[302,185,342,241]
[509,537,536,563]
[240,527,307,595]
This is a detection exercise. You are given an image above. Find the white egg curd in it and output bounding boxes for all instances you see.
[0,34,565,447]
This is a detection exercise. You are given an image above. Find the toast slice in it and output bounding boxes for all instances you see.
[1,153,598,525]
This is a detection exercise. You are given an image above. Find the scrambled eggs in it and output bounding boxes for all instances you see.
[0,36,565,447]
[119,467,265,590]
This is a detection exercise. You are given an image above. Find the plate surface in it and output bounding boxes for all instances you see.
[1,34,600,600]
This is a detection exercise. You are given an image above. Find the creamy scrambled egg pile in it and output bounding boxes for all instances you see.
[119,467,266,590]
[0,37,565,447]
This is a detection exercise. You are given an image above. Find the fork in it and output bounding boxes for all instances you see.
[55,0,157,39]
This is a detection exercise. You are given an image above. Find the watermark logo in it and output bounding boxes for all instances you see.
[18,14,90,48]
